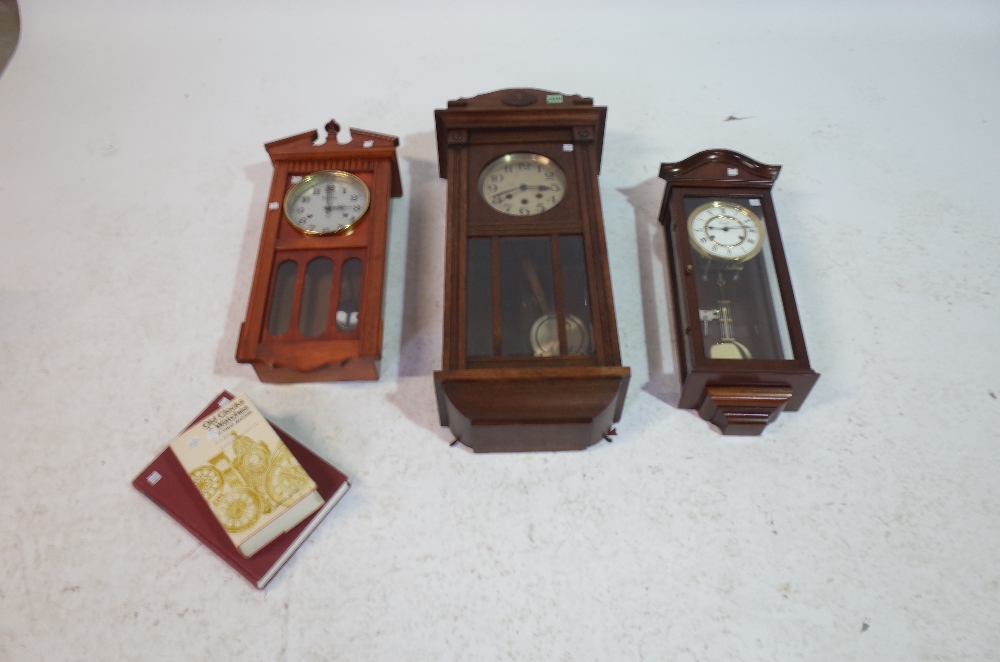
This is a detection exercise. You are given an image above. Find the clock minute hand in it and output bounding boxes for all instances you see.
[495,183,553,197]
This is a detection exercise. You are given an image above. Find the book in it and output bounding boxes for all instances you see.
[133,392,350,589]
[167,394,323,557]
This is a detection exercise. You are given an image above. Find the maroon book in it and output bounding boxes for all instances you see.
[132,392,350,589]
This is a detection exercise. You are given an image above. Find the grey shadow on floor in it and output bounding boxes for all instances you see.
[386,132,451,439]
[618,177,682,407]
[0,0,18,78]
[214,160,272,379]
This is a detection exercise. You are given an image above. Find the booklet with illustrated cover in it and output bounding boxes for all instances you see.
[167,394,323,557]
[134,392,350,588]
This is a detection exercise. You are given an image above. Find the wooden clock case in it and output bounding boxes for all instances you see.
[658,149,818,434]
[434,89,630,453]
[236,120,402,382]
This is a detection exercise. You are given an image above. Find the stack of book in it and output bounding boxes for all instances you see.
[133,392,350,589]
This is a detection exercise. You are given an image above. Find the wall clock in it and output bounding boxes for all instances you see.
[434,88,630,453]
[236,120,402,382]
[658,149,819,434]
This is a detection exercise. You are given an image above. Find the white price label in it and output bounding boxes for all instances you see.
[562,144,574,152]
[290,176,303,184]
[146,471,162,486]
[268,202,279,210]
[363,140,374,148]
[749,199,761,206]
[727,168,739,176]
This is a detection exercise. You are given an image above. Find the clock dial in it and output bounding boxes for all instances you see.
[283,170,370,235]
[688,201,765,261]
[478,152,567,216]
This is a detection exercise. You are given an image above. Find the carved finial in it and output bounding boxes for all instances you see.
[324,119,341,140]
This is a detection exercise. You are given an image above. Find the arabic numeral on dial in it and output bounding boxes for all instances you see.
[350,194,358,201]
[296,207,304,213]
[302,196,311,203]
[342,213,349,218]
[747,238,755,244]
[518,163,530,171]
[491,174,503,183]
[503,165,513,173]
[519,207,529,215]
[487,184,498,192]
[550,185,560,192]
[353,206,361,211]
[544,171,554,179]
[492,195,503,204]
[535,203,545,212]
[505,204,512,212]
[700,237,708,243]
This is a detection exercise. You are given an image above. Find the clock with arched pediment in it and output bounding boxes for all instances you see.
[658,149,819,434]
[434,89,630,453]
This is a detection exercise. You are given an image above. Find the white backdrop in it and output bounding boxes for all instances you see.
[1,2,998,660]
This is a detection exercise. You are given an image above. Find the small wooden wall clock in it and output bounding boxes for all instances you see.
[434,88,630,453]
[236,120,402,382]
[658,149,819,435]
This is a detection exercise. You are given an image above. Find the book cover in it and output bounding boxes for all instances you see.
[133,392,350,588]
[167,394,321,557]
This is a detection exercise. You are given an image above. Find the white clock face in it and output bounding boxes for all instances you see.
[283,170,370,235]
[688,201,765,261]
[478,152,566,216]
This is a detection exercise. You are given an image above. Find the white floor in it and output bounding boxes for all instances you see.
[1,3,998,660]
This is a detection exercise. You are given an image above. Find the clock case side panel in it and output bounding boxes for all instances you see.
[658,150,818,432]
[236,123,401,382]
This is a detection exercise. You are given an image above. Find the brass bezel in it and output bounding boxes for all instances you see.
[687,200,766,262]
[478,152,567,217]
[283,170,371,236]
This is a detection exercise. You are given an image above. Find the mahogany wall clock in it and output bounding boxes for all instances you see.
[236,120,402,382]
[434,89,630,453]
[658,149,818,434]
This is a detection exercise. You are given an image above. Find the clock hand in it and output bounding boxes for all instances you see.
[494,184,554,198]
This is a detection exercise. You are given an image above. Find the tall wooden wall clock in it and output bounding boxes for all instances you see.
[236,120,402,382]
[434,88,630,453]
[658,149,818,435]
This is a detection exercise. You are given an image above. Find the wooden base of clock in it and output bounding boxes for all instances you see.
[698,385,792,435]
[239,337,381,383]
[677,368,819,435]
[434,367,630,453]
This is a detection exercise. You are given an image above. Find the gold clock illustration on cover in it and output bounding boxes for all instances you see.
[188,431,311,533]
[687,201,765,262]
[283,170,371,235]
[478,152,567,216]
[265,448,311,504]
